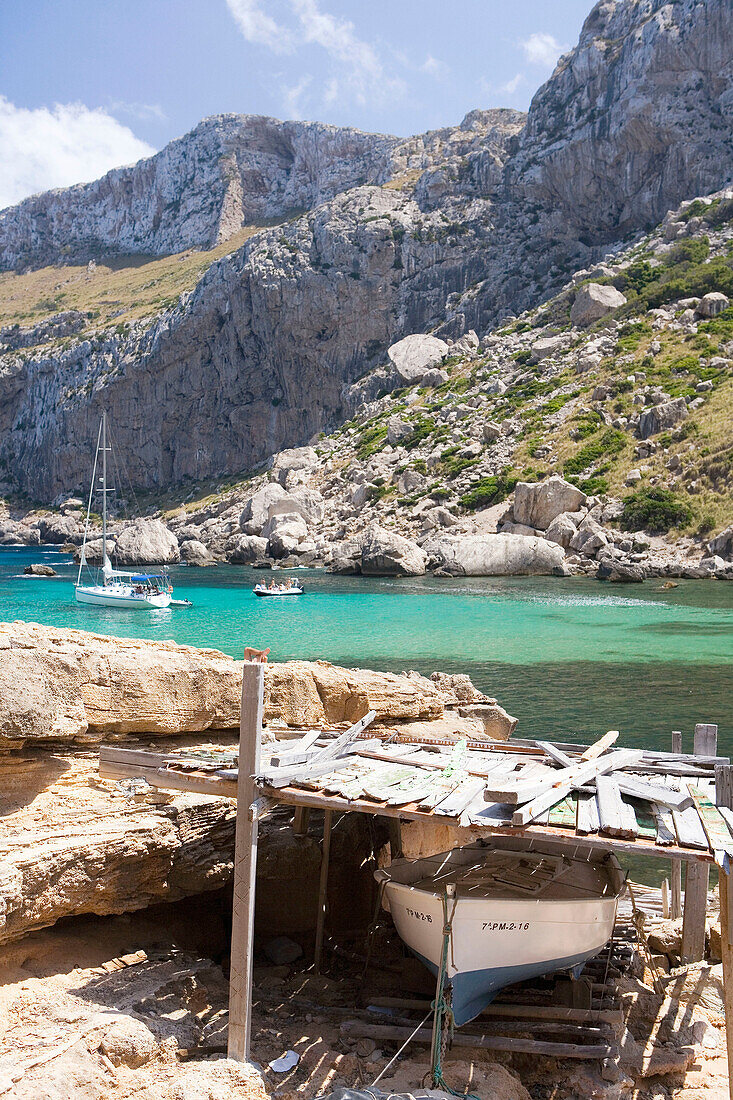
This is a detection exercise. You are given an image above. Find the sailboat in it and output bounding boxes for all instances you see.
[75,413,173,609]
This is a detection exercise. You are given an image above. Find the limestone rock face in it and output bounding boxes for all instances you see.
[426,533,566,576]
[114,519,180,564]
[570,283,627,327]
[360,523,427,576]
[708,525,733,560]
[544,511,579,549]
[240,483,289,533]
[512,477,587,530]
[387,334,450,383]
[264,512,308,558]
[0,623,243,745]
[638,396,689,439]
[227,533,268,563]
[264,660,444,726]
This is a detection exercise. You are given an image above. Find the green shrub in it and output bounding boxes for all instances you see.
[514,349,532,365]
[460,473,518,511]
[356,423,388,459]
[668,237,710,265]
[620,488,692,533]
[699,305,733,339]
[564,429,626,477]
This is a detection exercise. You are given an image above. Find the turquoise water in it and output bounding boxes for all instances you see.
[2,546,731,755]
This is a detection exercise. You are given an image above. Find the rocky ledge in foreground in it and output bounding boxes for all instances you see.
[0,622,515,945]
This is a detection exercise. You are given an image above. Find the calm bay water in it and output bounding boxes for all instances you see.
[2,545,731,756]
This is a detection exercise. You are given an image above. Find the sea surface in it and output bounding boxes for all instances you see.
[2,545,731,757]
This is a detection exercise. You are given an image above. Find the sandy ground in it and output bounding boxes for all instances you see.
[0,894,730,1100]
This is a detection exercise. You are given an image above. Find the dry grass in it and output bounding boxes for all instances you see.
[0,224,275,336]
[381,169,424,192]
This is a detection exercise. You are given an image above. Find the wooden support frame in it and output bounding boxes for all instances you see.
[671,731,683,919]
[227,660,265,1063]
[715,765,733,1100]
[682,724,718,963]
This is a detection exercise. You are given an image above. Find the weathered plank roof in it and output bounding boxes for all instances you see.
[99,728,731,865]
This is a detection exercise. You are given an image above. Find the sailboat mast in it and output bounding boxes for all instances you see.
[102,411,108,568]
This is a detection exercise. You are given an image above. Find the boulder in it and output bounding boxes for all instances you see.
[264,512,308,558]
[638,396,688,438]
[457,703,518,740]
[266,487,324,526]
[239,483,289,534]
[597,558,645,582]
[100,1018,158,1068]
[696,291,730,318]
[180,539,216,566]
[426,533,566,576]
[513,476,587,530]
[483,421,503,443]
[570,283,627,327]
[421,367,450,387]
[387,334,450,383]
[228,534,268,564]
[23,563,57,576]
[115,519,180,565]
[270,446,318,486]
[530,335,566,362]
[387,416,413,445]
[361,523,427,576]
[569,516,610,557]
[545,512,579,549]
[708,525,733,561]
[37,514,83,545]
[74,537,116,564]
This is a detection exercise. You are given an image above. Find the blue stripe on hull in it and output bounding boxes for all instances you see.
[412,948,595,1026]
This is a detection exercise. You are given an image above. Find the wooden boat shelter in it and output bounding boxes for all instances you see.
[98,662,733,1095]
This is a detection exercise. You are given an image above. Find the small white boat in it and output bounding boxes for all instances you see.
[253,581,304,597]
[376,838,624,1026]
[74,413,176,610]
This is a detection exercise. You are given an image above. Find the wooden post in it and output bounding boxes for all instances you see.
[313,809,333,975]
[293,807,311,836]
[388,818,403,860]
[227,660,265,1062]
[715,765,733,1100]
[681,724,717,963]
[670,731,682,919]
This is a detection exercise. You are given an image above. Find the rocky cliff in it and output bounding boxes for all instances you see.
[0,0,731,501]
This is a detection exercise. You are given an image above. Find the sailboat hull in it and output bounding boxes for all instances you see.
[75,585,171,609]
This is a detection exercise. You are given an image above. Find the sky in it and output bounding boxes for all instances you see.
[0,0,592,211]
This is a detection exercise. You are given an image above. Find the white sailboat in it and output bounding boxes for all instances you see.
[75,413,173,610]
[376,838,624,1026]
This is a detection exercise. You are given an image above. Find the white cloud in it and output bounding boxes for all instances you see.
[281,75,312,119]
[226,0,404,111]
[500,72,524,95]
[520,32,569,68]
[224,0,293,52]
[0,97,155,210]
[421,55,449,81]
[108,100,168,123]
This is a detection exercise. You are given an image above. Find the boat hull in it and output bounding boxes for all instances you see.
[253,588,304,597]
[75,585,171,609]
[385,882,617,1024]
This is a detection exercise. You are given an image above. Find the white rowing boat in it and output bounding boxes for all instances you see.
[376,838,624,1026]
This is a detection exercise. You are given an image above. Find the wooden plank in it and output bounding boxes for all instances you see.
[293,806,310,836]
[537,741,574,768]
[576,794,600,835]
[596,777,637,839]
[581,731,619,760]
[547,794,578,830]
[614,774,692,811]
[689,786,733,869]
[694,723,718,758]
[339,1020,612,1060]
[671,804,710,850]
[511,749,640,826]
[269,730,322,767]
[228,660,264,1062]
[433,777,485,818]
[651,805,676,846]
[313,810,333,974]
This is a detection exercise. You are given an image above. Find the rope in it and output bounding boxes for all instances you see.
[428,890,480,1100]
[368,1008,433,1089]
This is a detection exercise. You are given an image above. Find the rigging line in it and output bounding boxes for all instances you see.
[77,418,103,586]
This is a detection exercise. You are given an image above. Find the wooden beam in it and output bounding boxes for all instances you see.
[682,725,717,964]
[388,818,403,860]
[227,660,265,1063]
[511,750,640,826]
[715,765,733,1100]
[313,810,333,974]
[339,1020,613,1060]
[671,731,683,919]
[293,807,311,836]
